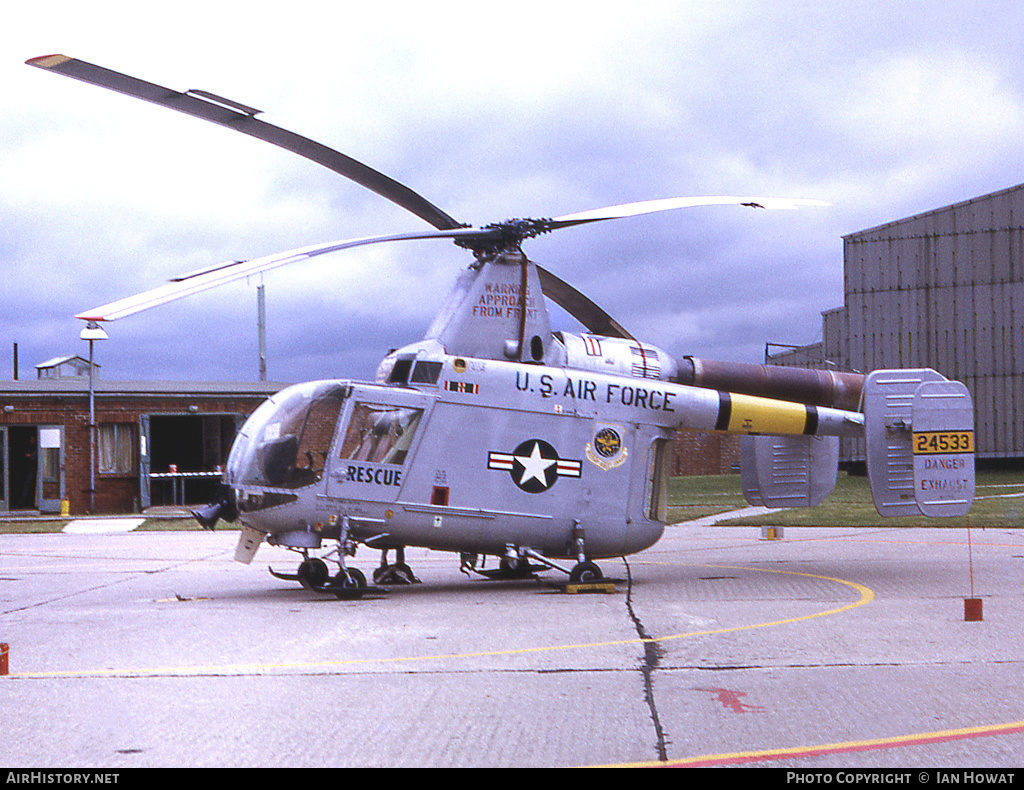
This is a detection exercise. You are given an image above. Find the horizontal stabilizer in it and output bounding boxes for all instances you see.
[740,434,839,508]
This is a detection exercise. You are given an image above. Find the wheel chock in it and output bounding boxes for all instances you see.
[546,578,620,594]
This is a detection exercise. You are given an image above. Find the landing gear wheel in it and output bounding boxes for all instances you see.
[569,561,602,584]
[333,567,367,599]
[297,558,330,590]
[373,562,418,585]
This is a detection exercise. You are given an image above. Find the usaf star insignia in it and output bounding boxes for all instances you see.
[488,439,582,493]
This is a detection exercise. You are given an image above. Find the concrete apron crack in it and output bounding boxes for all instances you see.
[623,558,669,762]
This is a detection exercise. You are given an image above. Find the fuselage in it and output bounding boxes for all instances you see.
[222,338,863,562]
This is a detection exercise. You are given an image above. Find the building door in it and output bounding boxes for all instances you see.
[7,426,39,511]
[1,425,62,513]
[0,427,7,511]
[38,425,65,514]
[139,415,151,511]
[139,413,239,509]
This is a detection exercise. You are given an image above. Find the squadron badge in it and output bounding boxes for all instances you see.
[586,424,628,471]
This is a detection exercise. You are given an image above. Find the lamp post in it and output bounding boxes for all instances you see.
[257,281,267,381]
[80,321,108,514]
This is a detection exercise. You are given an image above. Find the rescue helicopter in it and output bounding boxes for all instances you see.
[29,55,977,596]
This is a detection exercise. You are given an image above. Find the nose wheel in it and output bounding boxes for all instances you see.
[331,566,367,599]
[296,558,330,590]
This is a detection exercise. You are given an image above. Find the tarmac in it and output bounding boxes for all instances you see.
[1,515,1023,768]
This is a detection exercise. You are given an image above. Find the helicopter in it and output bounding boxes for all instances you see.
[29,54,977,596]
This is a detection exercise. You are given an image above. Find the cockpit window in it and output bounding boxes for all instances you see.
[388,357,413,384]
[339,403,423,465]
[230,382,348,489]
[291,390,347,482]
[385,356,442,385]
[410,361,442,384]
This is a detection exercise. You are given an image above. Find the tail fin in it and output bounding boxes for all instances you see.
[863,369,975,517]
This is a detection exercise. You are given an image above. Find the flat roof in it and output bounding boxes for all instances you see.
[0,379,290,398]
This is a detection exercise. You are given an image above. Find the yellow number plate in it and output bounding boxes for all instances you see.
[913,431,975,455]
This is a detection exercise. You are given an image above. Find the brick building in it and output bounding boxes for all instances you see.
[0,379,283,515]
[671,431,740,476]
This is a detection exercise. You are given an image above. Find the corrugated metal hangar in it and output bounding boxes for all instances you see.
[781,181,1024,462]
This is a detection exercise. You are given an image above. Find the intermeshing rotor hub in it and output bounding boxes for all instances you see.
[456,218,555,261]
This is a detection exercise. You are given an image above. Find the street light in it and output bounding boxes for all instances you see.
[80,321,108,513]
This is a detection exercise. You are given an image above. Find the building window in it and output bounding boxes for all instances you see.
[99,423,137,474]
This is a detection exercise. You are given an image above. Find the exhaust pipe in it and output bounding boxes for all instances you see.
[674,357,864,411]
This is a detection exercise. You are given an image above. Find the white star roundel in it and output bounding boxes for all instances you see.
[488,439,582,493]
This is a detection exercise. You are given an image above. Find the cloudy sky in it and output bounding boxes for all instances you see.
[3,1,1023,384]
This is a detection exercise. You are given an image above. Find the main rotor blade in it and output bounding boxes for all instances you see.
[26,54,465,231]
[74,222,633,342]
[525,195,827,337]
[76,228,494,322]
[33,56,825,340]
[547,195,830,231]
[534,266,633,339]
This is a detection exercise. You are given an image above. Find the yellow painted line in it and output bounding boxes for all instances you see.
[600,719,1024,767]
[613,563,875,650]
[7,563,872,679]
